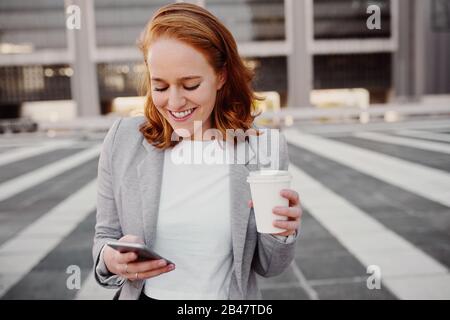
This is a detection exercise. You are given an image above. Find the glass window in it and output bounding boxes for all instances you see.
[0,0,67,52]
[97,62,143,98]
[94,0,173,47]
[0,65,72,104]
[313,0,391,39]
[206,0,286,41]
[432,0,450,31]
[313,53,392,91]
[246,56,288,105]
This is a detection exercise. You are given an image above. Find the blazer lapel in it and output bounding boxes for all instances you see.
[230,131,274,294]
[229,138,260,295]
[137,139,165,247]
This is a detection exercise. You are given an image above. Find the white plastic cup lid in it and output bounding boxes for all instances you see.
[247,170,292,183]
[248,170,290,176]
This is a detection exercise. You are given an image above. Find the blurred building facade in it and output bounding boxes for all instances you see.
[0,0,449,118]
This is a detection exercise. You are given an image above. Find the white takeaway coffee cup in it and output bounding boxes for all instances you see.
[247,170,292,234]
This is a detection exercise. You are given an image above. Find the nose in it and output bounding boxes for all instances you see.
[168,87,186,110]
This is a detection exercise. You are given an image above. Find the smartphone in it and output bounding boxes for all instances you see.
[107,241,174,264]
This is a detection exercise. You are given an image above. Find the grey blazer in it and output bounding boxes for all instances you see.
[92,116,298,300]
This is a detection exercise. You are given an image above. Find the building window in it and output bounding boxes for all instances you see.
[206,0,286,41]
[313,0,391,39]
[432,0,450,31]
[94,0,173,47]
[0,1,67,52]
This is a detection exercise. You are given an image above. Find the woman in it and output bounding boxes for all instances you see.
[93,2,302,300]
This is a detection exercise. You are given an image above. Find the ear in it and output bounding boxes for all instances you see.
[216,67,227,91]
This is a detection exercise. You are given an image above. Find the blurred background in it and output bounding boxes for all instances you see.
[0,0,449,300]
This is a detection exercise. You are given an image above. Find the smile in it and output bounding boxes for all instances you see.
[168,107,197,121]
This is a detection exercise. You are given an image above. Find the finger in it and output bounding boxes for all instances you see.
[116,263,128,277]
[126,259,167,273]
[138,264,176,280]
[248,200,253,208]
[273,219,300,232]
[115,251,138,264]
[272,206,301,219]
[272,230,295,237]
[280,189,300,206]
[123,271,143,281]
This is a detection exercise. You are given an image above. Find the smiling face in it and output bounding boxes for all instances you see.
[147,38,225,140]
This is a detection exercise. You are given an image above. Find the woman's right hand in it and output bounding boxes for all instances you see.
[103,235,175,281]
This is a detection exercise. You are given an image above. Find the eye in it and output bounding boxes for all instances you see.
[153,87,168,92]
[184,83,200,91]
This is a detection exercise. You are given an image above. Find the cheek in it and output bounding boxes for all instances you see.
[189,85,217,109]
[151,93,167,110]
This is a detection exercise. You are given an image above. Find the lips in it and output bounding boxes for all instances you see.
[168,107,197,122]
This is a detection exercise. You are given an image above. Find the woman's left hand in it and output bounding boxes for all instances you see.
[248,189,302,237]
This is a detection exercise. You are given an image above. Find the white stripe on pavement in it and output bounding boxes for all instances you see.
[0,180,97,298]
[75,272,116,300]
[289,164,450,299]
[353,131,450,155]
[0,140,76,167]
[285,129,450,207]
[0,144,101,202]
[396,130,450,143]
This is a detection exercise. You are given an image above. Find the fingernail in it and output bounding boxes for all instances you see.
[168,264,175,270]
[158,260,166,267]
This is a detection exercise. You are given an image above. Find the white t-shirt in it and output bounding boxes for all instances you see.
[144,139,233,299]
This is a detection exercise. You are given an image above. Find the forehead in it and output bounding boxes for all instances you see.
[147,38,213,78]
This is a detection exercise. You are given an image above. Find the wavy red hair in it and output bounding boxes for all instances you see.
[137,2,261,149]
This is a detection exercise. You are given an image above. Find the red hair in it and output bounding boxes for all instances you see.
[137,2,261,149]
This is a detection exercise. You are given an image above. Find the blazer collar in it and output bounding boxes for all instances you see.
[137,140,164,247]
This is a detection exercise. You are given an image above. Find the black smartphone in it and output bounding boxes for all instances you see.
[107,241,174,264]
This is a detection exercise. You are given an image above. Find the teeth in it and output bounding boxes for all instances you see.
[171,108,194,118]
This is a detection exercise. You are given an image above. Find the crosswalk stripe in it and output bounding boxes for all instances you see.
[75,272,116,300]
[289,163,450,299]
[353,131,450,155]
[290,261,319,300]
[0,140,76,167]
[0,180,97,298]
[0,144,101,202]
[285,129,450,207]
[396,130,450,143]
[0,147,17,154]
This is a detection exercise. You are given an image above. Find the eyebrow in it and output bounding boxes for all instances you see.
[151,76,202,82]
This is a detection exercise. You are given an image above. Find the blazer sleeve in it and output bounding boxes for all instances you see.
[252,131,300,278]
[92,118,125,288]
